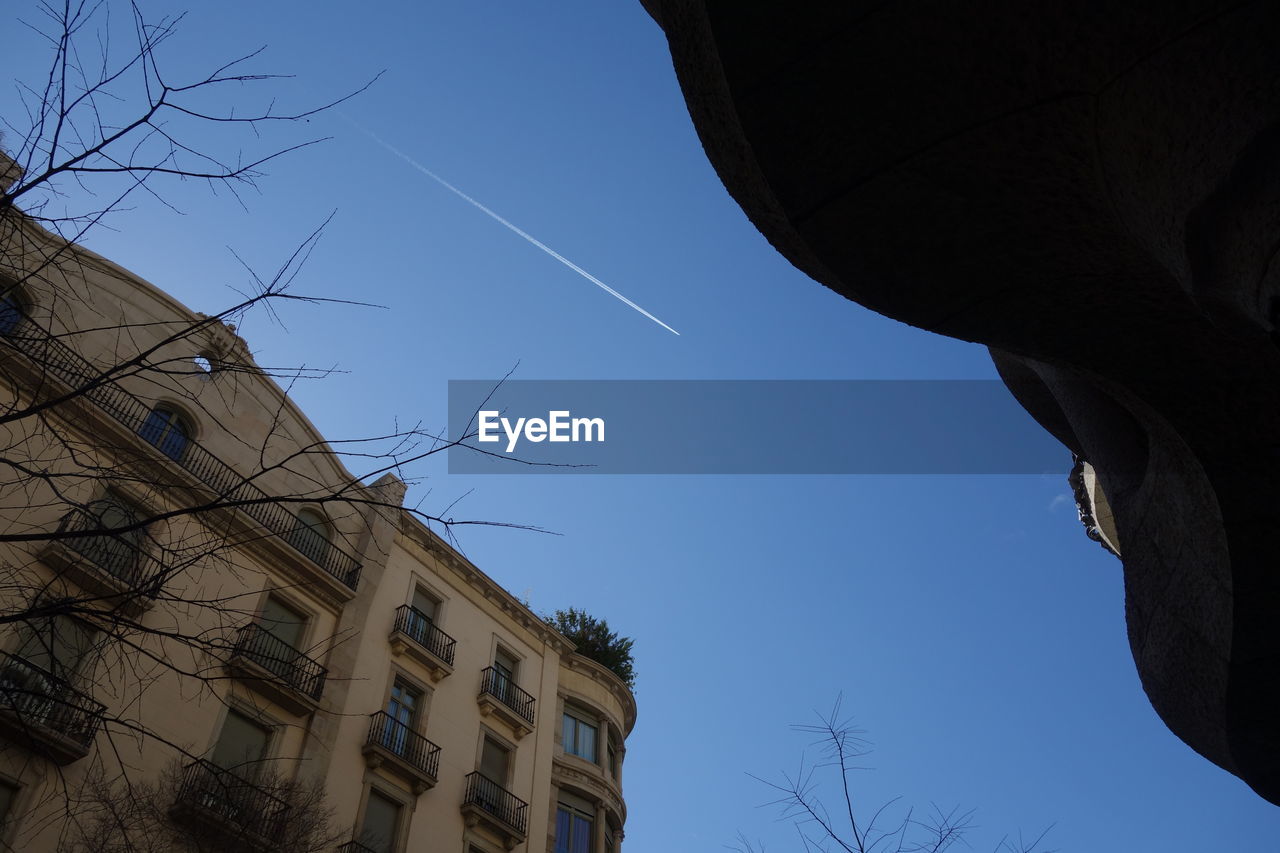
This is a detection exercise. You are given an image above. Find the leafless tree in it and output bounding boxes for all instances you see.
[66,760,342,853]
[0,3,520,850]
[732,696,1055,853]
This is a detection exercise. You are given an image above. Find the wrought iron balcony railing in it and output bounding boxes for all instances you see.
[479,666,535,725]
[173,759,289,845]
[336,842,379,853]
[392,605,457,666]
[57,506,166,593]
[462,771,529,836]
[366,711,441,779]
[0,310,363,590]
[0,650,104,753]
[231,623,327,701]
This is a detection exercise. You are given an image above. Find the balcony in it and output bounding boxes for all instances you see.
[0,651,104,764]
[227,623,327,714]
[0,308,363,593]
[460,771,528,849]
[336,843,379,853]
[360,711,441,794]
[39,507,166,610]
[387,605,456,682]
[476,666,535,739]
[170,759,289,850]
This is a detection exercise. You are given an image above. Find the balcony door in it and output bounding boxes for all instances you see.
[383,679,419,756]
[210,708,271,777]
[555,796,594,853]
[406,587,439,644]
[260,596,306,649]
[492,648,517,705]
[357,789,401,853]
[257,595,306,681]
[479,735,510,786]
[17,616,96,683]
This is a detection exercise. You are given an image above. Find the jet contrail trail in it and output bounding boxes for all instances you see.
[345,119,680,336]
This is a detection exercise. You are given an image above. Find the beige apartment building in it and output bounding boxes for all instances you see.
[0,168,634,852]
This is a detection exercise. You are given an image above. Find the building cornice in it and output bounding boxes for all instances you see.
[396,514,577,656]
[559,653,638,737]
[0,210,368,494]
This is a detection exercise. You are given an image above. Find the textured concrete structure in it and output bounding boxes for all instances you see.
[0,162,635,851]
[642,1,1280,804]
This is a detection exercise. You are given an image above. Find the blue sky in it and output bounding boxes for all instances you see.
[7,1,1279,849]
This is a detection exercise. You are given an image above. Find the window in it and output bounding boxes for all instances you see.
[289,509,329,564]
[210,708,272,777]
[607,742,619,781]
[492,647,517,704]
[404,586,439,643]
[0,289,22,336]
[554,797,593,853]
[479,735,510,785]
[562,709,598,762]
[252,595,308,684]
[259,596,306,650]
[382,679,421,756]
[0,779,18,834]
[15,614,97,683]
[83,496,143,580]
[357,789,401,853]
[411,587,439,622]
[138,406,191,461]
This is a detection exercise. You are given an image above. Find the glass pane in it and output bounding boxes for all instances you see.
[0,781,15,824]
[259,597,305,649]
[411,589,438,622]
[211,710,270,775]
[139,408,188,461]
[387,682,417,725]
[571,812,592,853]
[555,808,572,853]
[0,294,21,335]
[358,790,400,853]
[480,737,509,784]
[291,510,328,563]
[87,498,140,578]
[580,720,597,763]
[494,649,516,678]
[19,616,95,681]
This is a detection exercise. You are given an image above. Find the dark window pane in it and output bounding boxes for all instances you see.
[358,790,400,853]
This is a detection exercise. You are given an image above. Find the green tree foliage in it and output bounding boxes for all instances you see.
[544,607,636,690]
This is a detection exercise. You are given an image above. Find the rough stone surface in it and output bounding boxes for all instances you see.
[646,0,1280,804]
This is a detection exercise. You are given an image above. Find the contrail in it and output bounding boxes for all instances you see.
[345,119,680,336]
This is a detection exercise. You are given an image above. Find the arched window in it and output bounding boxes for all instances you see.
[290,508,329,564]
[138,406,191,461]
[83,496,143,581]
[0,287,24,336]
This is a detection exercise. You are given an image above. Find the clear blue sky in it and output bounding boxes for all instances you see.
[7,2,1278,849]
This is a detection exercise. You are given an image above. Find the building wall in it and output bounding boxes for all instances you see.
[0,208,636,852]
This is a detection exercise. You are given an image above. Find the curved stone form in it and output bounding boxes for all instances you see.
[643,0,1280,803]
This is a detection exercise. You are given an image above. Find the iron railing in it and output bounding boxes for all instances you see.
[366,711,441,779]
[174,759,289,844]
[58,506,166,593]
[463,771,528,836]
[479,666,535,725]
[0,311,363,590]
[232,622,327,701]
[0,651,104,748]
[336,842,379,853]
[392,605,456,666]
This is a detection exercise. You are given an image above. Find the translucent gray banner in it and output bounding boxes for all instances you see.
[446,380,1067,474]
